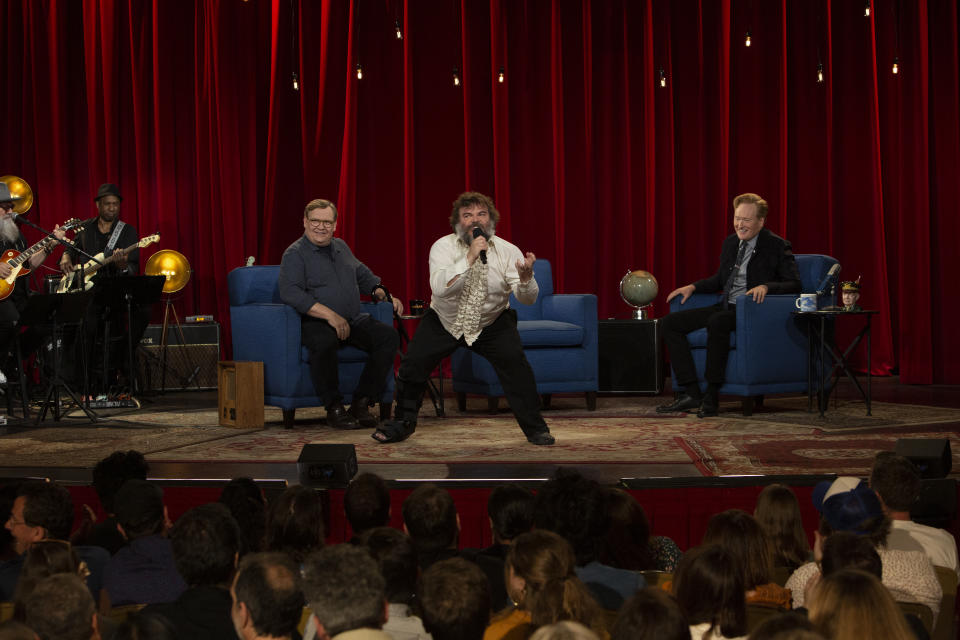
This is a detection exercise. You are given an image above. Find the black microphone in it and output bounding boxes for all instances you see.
[816,263,841,295]
[472,226,488,264]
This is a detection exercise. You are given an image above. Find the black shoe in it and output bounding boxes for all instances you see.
[348,397,379,429]
[527,432,555,446]
[656,393,701,413]
[697,393,719,418]
[326,403,362,429]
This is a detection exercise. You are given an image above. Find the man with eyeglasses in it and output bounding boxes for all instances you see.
[656,193,800,418]
[278,198,402,429]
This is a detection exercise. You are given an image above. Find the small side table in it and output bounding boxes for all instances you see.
[795,310,877,417]
[396,313,445,417]
[598,318,663,393]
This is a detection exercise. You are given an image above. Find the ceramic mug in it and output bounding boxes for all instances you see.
[409,299,426,316]
[795,293,817,312]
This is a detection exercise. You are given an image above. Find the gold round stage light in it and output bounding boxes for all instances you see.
[145,249,192,294]
[0,175,34,214]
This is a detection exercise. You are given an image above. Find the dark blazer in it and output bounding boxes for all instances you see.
[693,228,801,296]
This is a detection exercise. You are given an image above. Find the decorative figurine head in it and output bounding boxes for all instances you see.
[841,278,861,311]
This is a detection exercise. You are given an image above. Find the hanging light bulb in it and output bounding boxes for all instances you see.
[395,20,402,40]
[356,63,363,80]
[292,70,299,91]
[892,57,899,74]
[498,67,505,83]
[817,62,824,83]
[453,67,460,86]
[864,1,871,17]
[745,31,752,47]
[659,67,666,88]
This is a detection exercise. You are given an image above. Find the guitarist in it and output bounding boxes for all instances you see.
[58,183,151,393]
[0,183,68,384]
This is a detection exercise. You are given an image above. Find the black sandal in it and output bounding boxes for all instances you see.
[371,420,416,444]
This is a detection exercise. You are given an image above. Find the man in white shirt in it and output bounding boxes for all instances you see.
[870,451,959,575]
[371,191,554,446]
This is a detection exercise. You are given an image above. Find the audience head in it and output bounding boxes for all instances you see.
[673,544,746,639]
[170,503,241,587]
[418,556,490,640]
[599,487,654,571]
[702,508,772,590]
[812,477,890,546]
[91,450,149,514]
[359,526,418,605]
[344,473,391,536]
[6,481,73,553]
[13,539,84,620]
[114,479,166,541]
[506,529,604,635]
[533,468,607,566]
[112,612,179,640]
[529,621,601,640]
[265,485,326,564]
[401,483,458,558]
[0,484,18,558]
[219,477,267,555]
[302,544,386,637]
[818,531,882,578]
[754,484,810,570]
[487,483,535,544]
[869,452,922,513]
[23,573,98,640]
[747,613,822,640]
[0,620,40,640]
[612,588,691,640]
[230,552,304,640]
[807,569,915,640]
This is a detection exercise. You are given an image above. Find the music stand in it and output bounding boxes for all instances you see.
[17,291,97,424]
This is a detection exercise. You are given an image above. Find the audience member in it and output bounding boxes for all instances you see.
[0,619,38,640]
[23,573,101,640]
[753,484,810,572]
[528,621,600,640]
[219,477,268,556]
[807,569,915,640]
[142,503,242,640]
[345,472,392,542]
[746,613,821,640]
[611,588,691,640]
[419,557,490,640]
[533,468,645,610]
[112,611,179,640]
[702,509,790,608]
[360,526,432,640]
[402,484,460,570]
[784,477,941,617]
[870,452,959,575]
[673,544,747,640]
[0,484,19,563]
[301,544,390,639]
[80,450,150,555]
[600,488,682,572]
[229,552,304,640]
[12,539,86,621]
[484,530,606,640]
[265,485,326,564]
[101,479,186,610]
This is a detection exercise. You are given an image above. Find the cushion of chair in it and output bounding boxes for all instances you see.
[517,320,584,347]
[685,328,737,349]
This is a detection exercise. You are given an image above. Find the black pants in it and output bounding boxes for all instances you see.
[661,303,736,387]
[396,308,548,438]
[301,314,399,409]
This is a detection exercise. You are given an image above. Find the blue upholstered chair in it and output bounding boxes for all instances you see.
[667,253,838,415]
[227,266,396,428]
[450,259,598,412]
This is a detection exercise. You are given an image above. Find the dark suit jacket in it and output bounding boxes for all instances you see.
[693,228,801,296]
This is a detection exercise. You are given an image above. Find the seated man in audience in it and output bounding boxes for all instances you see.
[360,527,432,640]
[301,544,390,639]
[419,557,490,640]
[344,472,392,543]
[1,481,109,601]
[100,479,186,610]
[23,573,102,640]
[870,451,959,576]
[76,450,150,555]
[230,552,304,640]
[142,503,242,640]
[402,483,462,571]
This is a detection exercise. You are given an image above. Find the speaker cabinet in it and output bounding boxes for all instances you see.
[599,319,662,393]
[297,444,358,487]
[138,323,220,390]
[895,438,953,478]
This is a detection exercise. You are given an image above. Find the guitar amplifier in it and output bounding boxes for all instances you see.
[138,323,220,391]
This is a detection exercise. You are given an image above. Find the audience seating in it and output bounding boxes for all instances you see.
[898,601,935,635]
[932,565,958,640]
[0,601,12,622]
[106,604,146,623]
[746,601,790,632]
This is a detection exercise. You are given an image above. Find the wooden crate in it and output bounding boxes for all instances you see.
[217,361,264,428]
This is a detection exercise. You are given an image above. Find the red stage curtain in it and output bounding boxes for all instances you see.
[2,0,958,383]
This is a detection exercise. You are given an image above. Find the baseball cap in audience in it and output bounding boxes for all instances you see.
[811,476,883,534]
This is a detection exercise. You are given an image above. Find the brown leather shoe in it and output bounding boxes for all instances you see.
[348,397,379,429]
[326,403,361,429]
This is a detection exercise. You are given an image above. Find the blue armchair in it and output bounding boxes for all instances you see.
[450,259,598,411]
[228,265,396,428]
[668,253,838,415]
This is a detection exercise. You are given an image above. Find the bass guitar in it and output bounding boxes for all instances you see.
[55,233,161,293]
[0,218,83,301]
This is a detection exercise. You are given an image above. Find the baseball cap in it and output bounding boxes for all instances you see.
[811,476,884,534]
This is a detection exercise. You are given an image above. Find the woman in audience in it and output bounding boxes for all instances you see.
[484,530,607,640]
[746,613,822,640]
[702,510,790,609]
[12,539,88,620]
[807,569,915,640]
[673,544,747,640]
[599,488,682,572]
[753,484,810,572]
[219,477,267,555]
[612,588,691,640]
[529,621,600,640]
[265,485,325,564]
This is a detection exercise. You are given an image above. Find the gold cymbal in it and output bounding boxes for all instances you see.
[145,249,191,293]
[0,175,34,214]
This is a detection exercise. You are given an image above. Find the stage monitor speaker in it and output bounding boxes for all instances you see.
[895,438,952,479]
[138,323,220,391]
[599,319,662,393]
[298,444,358,487]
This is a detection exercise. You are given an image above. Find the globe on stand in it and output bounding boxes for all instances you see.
[620,270,658,319]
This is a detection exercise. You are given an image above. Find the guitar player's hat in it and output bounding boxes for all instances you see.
[94,183,122,202]
[0,183,23,205]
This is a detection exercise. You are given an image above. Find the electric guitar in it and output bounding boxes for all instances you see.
[55,233,161,293]
[0,218,83,301]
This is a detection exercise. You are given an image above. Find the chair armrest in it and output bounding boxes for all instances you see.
[362,300,395,325]
[669,293,723,313]
[541,294,598,378]
[230,303,302,370]
[732,294,808,384]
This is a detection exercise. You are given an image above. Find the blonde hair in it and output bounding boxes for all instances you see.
[808,569,915,640]
[732,193,769,219]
